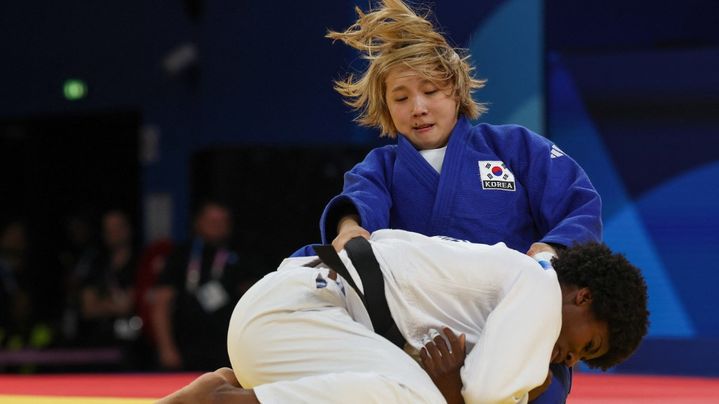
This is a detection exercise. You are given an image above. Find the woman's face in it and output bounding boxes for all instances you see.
[385,66,458,150]
[551,287,610,368]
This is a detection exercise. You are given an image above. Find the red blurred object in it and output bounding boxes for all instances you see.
[134,239,174,345]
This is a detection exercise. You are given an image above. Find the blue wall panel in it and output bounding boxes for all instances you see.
[547,0,719,375]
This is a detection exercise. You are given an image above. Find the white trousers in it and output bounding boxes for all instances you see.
[227,265,446,404]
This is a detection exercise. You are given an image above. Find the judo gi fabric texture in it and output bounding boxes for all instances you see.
[320,117,602,253]
[227,230,561,404]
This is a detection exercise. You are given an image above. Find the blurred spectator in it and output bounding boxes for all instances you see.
[58,213,98,344]
[58,213,97,277]
[76,210,144,367]
[134,238,173,349]
[0,220,32,342]
[0,219,53,369]
[152,201,259,371]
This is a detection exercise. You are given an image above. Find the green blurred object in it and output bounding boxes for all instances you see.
[29,324,53,348]
[63,79,87,100]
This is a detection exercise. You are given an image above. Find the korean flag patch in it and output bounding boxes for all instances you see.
[478,161,516,191]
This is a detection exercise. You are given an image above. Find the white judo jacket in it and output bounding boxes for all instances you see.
[345,230,562,404]
[229,229,561,404]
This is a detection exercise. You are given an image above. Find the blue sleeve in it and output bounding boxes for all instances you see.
[517,130,602,247]
[319,147,395,243]
[531,365,572,404]
[288,244,321,258]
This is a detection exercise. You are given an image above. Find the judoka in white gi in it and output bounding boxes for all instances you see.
[159,229,648,404]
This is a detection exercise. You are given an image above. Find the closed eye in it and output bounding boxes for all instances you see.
[584,340,602,359]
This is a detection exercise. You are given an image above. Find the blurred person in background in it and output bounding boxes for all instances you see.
[152,200,260,371]
[0,220,33,346]
[0,218,54,370]
[77,210,145,368]
[133,237,174,361]
[58,212,98,345]
[58,213,97,278]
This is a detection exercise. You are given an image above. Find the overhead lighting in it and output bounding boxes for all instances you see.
[63,79,87,100]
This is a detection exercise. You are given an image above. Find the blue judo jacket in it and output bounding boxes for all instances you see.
[321,116,602,251]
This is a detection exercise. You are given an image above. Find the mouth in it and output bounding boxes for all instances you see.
[413,123,435,132]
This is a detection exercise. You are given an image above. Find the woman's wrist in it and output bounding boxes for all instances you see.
[337,214,361,234]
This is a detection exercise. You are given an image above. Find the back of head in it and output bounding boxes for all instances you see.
[553,243,649,370]
[327,0,486,136]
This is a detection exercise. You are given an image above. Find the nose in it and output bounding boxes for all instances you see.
[412,96,428,117]
[564,352,580,368]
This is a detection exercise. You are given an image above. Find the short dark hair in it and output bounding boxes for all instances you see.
[553,243,649,370]
[192,199,233,219]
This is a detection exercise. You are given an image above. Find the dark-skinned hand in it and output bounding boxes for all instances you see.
[419,327,467,404]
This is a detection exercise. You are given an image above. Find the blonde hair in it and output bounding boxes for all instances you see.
[327,0,487,137]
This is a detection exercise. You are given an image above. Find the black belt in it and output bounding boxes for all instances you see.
[312,238,405,348]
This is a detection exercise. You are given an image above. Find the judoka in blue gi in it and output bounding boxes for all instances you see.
[291,1,604,402]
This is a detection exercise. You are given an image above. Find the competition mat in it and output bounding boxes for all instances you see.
[0,373,717,403]
[0,373,198,404]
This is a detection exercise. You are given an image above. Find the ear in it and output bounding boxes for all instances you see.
[575,287,593,306]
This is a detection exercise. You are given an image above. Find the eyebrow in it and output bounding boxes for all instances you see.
[388,79,436,93]
[389,85,407,93]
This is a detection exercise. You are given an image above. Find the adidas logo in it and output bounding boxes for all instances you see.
[550,144,565,159]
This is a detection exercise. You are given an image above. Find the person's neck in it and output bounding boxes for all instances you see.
[110,246,131,269]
